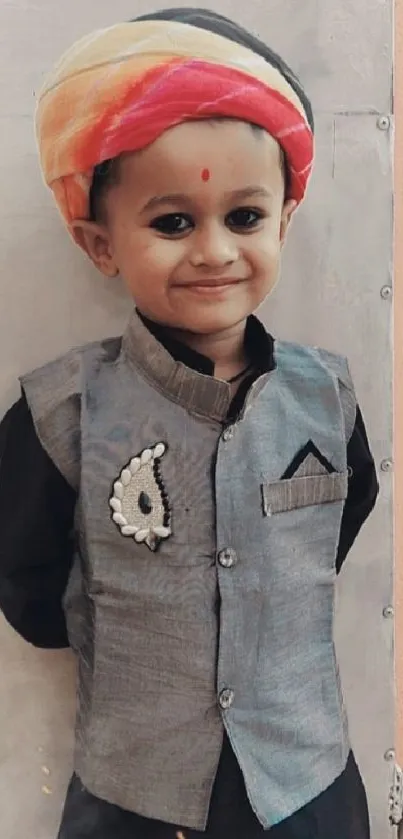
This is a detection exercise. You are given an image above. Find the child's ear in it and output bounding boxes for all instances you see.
[71,220,119,277]
[279,199,298,247]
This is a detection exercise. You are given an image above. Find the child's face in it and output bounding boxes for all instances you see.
[75,120,296,334]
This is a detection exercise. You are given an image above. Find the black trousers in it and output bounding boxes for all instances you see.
[57,733,370,838]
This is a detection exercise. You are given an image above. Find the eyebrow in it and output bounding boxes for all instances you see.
[141,186,273,213]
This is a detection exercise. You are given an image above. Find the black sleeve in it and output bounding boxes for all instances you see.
[0,392,76,647]
[336,405,379,574]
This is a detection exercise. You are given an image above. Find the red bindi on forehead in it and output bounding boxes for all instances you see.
[201,168,211,182]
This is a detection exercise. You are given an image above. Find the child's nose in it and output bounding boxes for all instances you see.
[189,222,239,269]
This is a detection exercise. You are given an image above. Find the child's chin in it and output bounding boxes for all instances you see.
[177,298,252,334]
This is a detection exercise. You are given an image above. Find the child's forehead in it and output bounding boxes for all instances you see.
[120,120,283,185]
[117,169,284,213]
[115,135,285,213]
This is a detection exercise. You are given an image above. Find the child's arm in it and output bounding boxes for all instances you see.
[336,405,379,573]
[0,392,76,647]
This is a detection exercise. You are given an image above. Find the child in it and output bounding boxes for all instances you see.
[0,7,379,839]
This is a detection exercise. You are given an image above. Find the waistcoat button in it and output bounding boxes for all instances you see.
[222,426,234,442]
[219,688,235,710]
[218,548,237,568]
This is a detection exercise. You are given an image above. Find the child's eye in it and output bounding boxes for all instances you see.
[227,208,265,229]
[150,214,193,235]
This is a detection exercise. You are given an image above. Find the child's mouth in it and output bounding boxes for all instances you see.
[175,279,243,295]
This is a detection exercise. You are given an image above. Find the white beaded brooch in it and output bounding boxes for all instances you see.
[109,442,171,552]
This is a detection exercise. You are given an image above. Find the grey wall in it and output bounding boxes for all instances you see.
[0,1,394,837]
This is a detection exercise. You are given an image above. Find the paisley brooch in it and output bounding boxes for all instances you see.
[109,442,171,552]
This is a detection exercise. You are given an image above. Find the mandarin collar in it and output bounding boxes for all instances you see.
[137,310,275,376]
[121,308,275,423]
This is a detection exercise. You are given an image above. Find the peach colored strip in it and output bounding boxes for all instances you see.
[38,20,307,120]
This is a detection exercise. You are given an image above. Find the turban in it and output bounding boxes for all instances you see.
[35,7,314,240]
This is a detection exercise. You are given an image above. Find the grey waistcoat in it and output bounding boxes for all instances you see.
[21,309,357,831]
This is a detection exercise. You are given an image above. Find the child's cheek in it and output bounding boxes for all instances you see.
[252,232,282,266]
[150,237,189,272]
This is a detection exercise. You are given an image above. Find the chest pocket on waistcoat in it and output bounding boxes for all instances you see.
[261,440,349,516]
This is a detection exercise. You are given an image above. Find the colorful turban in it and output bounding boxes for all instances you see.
[35,7,314,241]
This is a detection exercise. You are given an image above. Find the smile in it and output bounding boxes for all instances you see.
[175,279,244,293]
